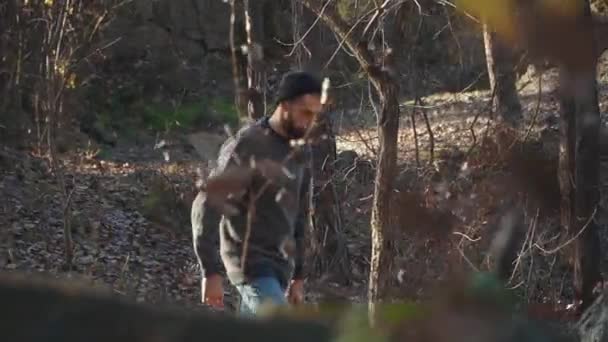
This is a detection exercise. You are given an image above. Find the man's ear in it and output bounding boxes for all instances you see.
[278,101,290,119]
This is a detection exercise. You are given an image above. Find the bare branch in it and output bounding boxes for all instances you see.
[298,0,379,83]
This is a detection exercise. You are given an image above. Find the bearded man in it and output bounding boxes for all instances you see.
[192,71,322,316]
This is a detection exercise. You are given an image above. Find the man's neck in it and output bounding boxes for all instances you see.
[268,109,290,139]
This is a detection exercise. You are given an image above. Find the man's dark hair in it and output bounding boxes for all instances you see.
[275,71,322,104]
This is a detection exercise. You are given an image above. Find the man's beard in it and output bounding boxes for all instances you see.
[283,116,307,140]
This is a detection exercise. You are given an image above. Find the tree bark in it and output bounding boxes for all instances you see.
[483,23,523,126]
[558,70,577,253]
[367,67,400,324]
[297,0,400,324]
[573,71,602,312]
[0,0,26,146]
[229,0,248,118]
[573,0,602,311]
[556,0,602,312]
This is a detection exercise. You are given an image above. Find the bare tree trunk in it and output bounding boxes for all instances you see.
[40,0,75,269]
[573,71,602,312]
[0,0,26,145]
[291,0,307,68]
[558,69,576,256]
[368,66,399,324]
[297,0,400,324]
[556,0,602,312]
[573,0,602,311]
[47,97,74,269]
[229,0,248,118]
[243,0,265,120]
[483,23,523,126]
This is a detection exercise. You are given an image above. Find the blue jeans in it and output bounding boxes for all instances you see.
[235,277,287,316]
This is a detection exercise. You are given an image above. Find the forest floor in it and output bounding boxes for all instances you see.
[3,59,608,319]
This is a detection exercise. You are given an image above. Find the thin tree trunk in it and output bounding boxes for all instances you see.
[297,0,400,324]
[368,70,400,324]
[0,0,26,145]
[483,23,523,126]
[229,0,247,118]
[557,69,577,307]
[41,0,74,269]
[558,69,576,249]
[573,71,602,312]
[555,0,602,312]
[572,0,602,311]
[243,0,265,120]
[292,0,306,68]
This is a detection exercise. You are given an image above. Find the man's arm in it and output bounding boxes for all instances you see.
[192,133,257,277]
[191,136,243,278]
[293,165,313,281]
[191,190,224,278]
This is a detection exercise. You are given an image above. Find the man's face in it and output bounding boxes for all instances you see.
[280,94,322,139]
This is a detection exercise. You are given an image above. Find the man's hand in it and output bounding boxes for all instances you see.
[202,159,293,215]
[202,274,224,309]
[287,279,305,305]
[202,167,253,216]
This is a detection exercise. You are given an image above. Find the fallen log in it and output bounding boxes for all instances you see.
[0,271,332,342]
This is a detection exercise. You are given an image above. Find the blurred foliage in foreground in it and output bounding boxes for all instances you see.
[260,272,569,342]
[0,269,578,342]
[456,0,595,72]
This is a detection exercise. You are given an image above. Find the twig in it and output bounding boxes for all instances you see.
[452,231,481,242]
[289,0,311,66]
[455,243,480,272]
[279,0,335,57]
[502,70,544,154]
[362,0,391,37]
[408,11,424,168]
[465,81,498,157]
[459,71,487,93]
[350,94,378,156]
[508,208,539,284]
[444,5,465,76]
[419,97,435,165]
[534,206,598,255]
[322,7,377,69]
[410,98,420,167]
[521,71,544,144]
[75,37,122,68]
[436,0,480,23]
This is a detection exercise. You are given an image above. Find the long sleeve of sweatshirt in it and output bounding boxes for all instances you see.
[191,190,224,278]
[191,136,249,278]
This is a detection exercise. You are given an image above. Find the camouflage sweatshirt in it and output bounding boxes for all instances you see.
[191,117,312,289]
